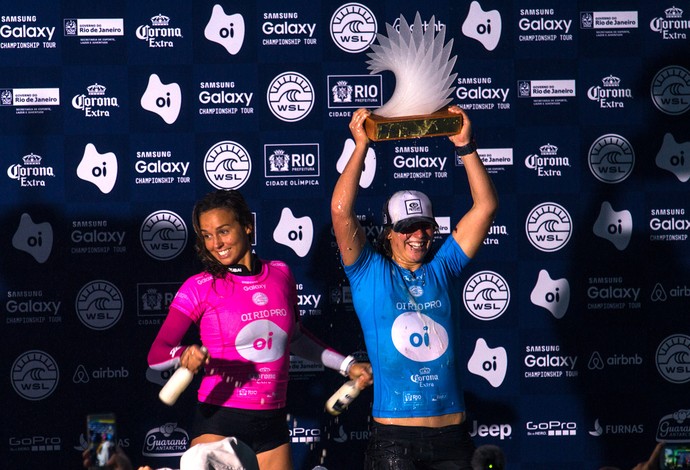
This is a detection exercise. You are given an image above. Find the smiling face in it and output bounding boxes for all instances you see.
[198,207,253,268]
[388,221,435,271]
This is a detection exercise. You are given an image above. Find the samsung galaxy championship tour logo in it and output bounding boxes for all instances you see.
[330,3,377,53]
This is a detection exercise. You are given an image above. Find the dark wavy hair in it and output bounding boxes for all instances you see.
[191,189,254,278]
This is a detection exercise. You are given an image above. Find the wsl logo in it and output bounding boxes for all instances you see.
[12,213,53,263]
[204,141,252,190]
[235,320,288,363]
[75,280,124,330]
[391,312,448,362]
[525,202,572,252]
[463,270,510,321]
[588,134,634,183]
[330,3,377,53]
[467,338,507,387]
[651,65,690,116]
[204,4,245,55]
[530,269,570,319]
[267,71,314,122]
[11,350,59,401]
[77,143,118,194]
[593,201,633,250]
[140,74,181,124]
[140,210,188,260]
[656,133,690,182]
[656,334,690,384]
[462,1,502,51]
[273,207,313,257]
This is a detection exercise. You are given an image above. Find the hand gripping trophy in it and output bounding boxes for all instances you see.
[364,12,462,141]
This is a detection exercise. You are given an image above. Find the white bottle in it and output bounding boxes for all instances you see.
[325,380,361,416]
[159,347,207,406]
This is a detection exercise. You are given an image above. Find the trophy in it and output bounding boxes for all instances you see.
[364,12,461,141]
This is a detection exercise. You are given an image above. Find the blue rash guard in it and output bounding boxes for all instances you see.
[343,235,471,419]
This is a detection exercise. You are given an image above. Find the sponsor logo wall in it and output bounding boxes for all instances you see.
[1,1,688,469]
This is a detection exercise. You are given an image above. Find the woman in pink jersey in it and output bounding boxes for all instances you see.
[148,189,372,470]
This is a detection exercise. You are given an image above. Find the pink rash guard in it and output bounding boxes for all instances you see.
[148,260,341,410]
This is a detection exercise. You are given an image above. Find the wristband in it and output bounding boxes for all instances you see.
[339,355,356,377]
[455,140,477,157]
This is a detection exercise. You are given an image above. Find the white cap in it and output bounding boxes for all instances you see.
[180,437,258,470]
[382,190,437,232]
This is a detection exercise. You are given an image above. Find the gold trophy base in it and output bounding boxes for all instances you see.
[364,110,463,142]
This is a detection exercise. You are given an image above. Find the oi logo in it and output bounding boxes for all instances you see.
[391,313,448,362]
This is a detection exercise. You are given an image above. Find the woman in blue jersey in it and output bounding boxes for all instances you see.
[331,106,498,469]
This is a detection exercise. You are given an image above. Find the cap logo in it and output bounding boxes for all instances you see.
[404,198,424,215]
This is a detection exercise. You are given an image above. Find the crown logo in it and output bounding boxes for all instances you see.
[580,12,593,28]
[602,75,620,87]
[22,153,42,165]
[1,89,12,105]
[272,149,286,156]
[337,80,349,87]
[87,83,106,95]
[539,143,558,155]
[665,6,683,18]
[419,367,431,374]
[64,19,77,35]
[151,13,170,26]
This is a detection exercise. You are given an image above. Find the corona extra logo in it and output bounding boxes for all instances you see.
[22,153,42,165]
[539,143,558,155]
[87,83,106,95]
[665,6,683,19]
[602,75,621,87]
[151,14,170,26]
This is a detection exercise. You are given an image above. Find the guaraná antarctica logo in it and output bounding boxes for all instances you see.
[588,134,635,183]
[266,71,315,122]
[525,202,573,252]
[75,280,124,330]
[650,65,690,116]
[12,350,59,401]
[463,270,510,320]
[204,140,252,190]
[330,2,377,53]
[140,210,188,260]
[656,334,690,384]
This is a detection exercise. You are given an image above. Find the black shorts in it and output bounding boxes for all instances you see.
[364,421,476,470]
[191,403,290,455]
